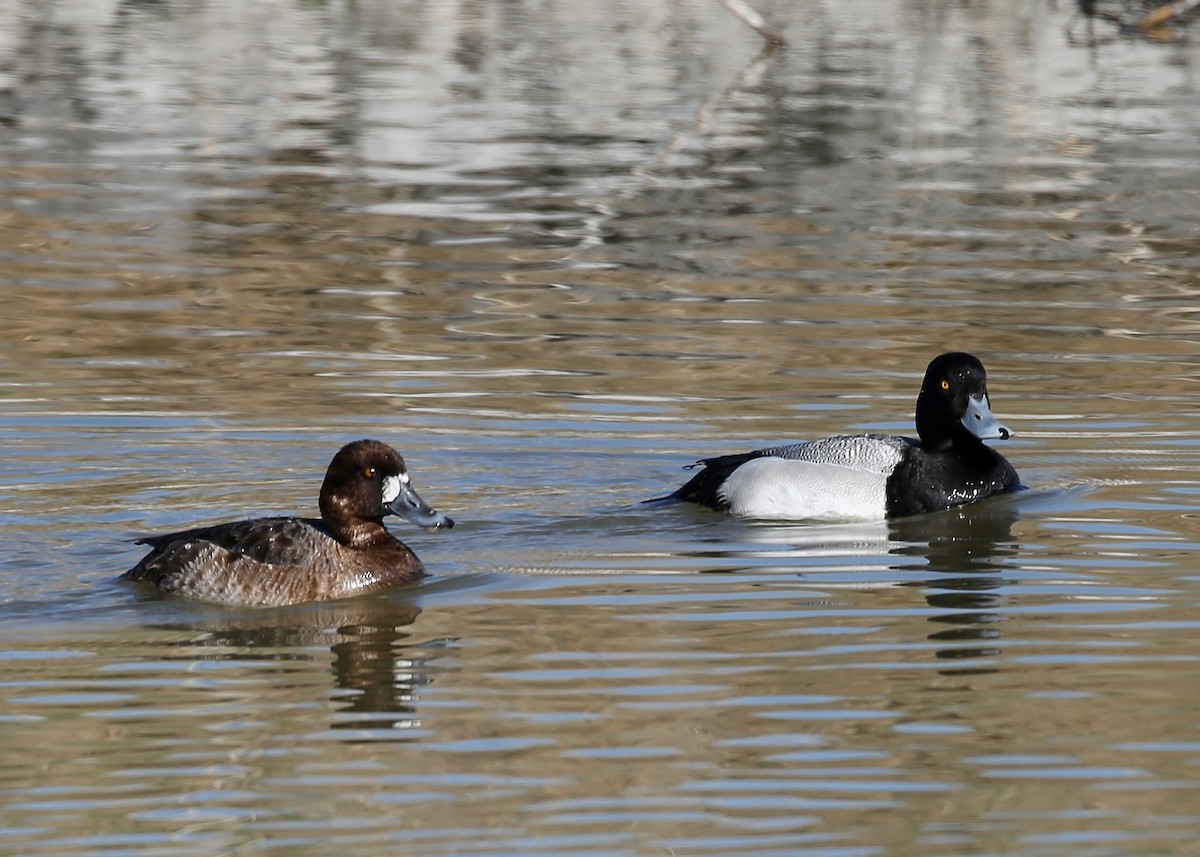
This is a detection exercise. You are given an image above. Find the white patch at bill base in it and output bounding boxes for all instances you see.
[382,475,402,504]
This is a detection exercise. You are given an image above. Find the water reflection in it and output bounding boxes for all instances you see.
[662,496,1022,670]
[893,500,1018,672]
[891,497,1022,575]
[149,595,432,735]
[4,0,1200,854]
[1069,0,1200,43]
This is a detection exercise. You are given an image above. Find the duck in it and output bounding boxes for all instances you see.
[651,352,1020,521]
[122,439,454,607]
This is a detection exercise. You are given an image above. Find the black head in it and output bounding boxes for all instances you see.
[914,352,1012,450]
[318,439,453,536]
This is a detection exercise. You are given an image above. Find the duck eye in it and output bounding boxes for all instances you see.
[363,467,377,479]
[940,379,950,391]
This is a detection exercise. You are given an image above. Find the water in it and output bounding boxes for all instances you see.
[2,0,1200,854]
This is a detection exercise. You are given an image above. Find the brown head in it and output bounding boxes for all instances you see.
[318,439,454,545]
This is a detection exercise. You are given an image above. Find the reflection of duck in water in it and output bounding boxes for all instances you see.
[892,499,1022,673]
[155,596,431,731]
[122,440,453,607]
[652,353,1020,521]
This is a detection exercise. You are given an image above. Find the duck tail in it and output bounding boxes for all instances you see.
[645,451,767,511]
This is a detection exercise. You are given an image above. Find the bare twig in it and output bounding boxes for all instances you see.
[719,0,786,48]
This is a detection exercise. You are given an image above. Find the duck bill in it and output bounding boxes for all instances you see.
[384,476,455,530]
[962,393,1013,441]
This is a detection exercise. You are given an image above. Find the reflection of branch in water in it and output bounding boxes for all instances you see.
[1138,0,1200,30]
[1068,0,1200,43]
[719,0,787,48]
[572,46,779,251]
[635,46,776,181]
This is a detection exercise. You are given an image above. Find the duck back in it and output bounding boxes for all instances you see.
[124,517,425,607]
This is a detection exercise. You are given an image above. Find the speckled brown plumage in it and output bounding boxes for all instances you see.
[122,440,453,607]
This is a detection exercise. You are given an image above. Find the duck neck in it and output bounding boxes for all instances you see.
[917,402,982,451]
[320,495,392,548]
[915,393,955,450]
[345,519,394,549]
[924,420,998,472]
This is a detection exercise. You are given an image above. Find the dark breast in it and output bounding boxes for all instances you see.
[885,447,1020,518]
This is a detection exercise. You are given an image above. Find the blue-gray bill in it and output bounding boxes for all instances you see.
[962,393,1011,441]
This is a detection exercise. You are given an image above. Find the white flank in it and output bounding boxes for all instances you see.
[718,458,890,521]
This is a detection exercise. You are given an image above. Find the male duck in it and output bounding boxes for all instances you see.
[122,439,454,606]
[654,352,1020,520]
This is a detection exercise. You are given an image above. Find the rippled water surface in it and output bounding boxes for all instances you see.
[2,0,1200,854]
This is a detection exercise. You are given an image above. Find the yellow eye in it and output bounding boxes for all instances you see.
[363,467,377,479]
[940,379,950,391]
